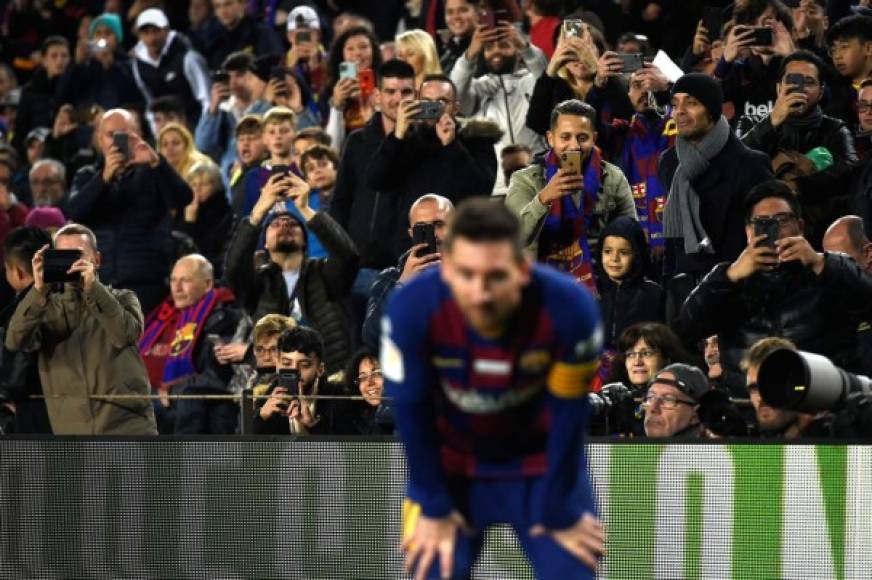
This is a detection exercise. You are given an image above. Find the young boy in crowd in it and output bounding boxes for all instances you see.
[826,14,872,130]
[229,114,266,216]
[279,144,340,258]
[292,126,331,160]
[239,106,297,217]
[593,216,664,389]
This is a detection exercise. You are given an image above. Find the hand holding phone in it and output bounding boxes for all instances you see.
[412,223,438,257]
[43,249,83,284]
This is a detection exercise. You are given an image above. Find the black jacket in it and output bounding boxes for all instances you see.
[366,118,499,255]
[716,55,782,129]
[67,157,193,290]
[201,15,284,71]
[252,379,356,435]
[361,250,409,351]
[56,53,144,112]
[0,288,51,434]
[174,190,233,278]
[658,132,773,277]
[526,74,634,139]
[594,217,665,349]
[440,35,471,75]
[223,212,359,375]
[676,253,872,378]
[741,111,859,246]
[329,113,399,270]
[11,69,60,158]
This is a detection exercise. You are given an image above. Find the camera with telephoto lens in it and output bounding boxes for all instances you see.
[588,383,643,436]
[757,349,872,438]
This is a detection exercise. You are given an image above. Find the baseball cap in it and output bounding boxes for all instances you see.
[25,127,50,145]
[135,8,169,31]
[287,6,320,31]
[650,363,710,402]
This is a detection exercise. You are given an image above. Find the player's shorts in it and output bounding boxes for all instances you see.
[403,476,597,580]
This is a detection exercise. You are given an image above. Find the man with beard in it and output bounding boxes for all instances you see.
[743,337,820,438]
[505,99,636,293]
[366,73,500,256]
[450,19,547,194]
[224,169,358,376]
[741,51,858,247]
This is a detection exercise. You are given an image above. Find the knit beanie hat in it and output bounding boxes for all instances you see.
[671,73,723,121]
[89,13,124,44]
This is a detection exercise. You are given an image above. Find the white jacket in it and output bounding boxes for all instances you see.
[450,44,548,194]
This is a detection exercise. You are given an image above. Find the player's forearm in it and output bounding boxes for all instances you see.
[394,402,455,518]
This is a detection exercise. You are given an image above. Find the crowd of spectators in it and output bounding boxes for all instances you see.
[1,0,871,440]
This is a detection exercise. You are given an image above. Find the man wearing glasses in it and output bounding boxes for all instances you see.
[676,180,872,384]
[642,363,708,438]
[741,51,857,245]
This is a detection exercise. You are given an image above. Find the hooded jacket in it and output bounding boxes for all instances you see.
[223,211,359,375]
[595,217,665,349]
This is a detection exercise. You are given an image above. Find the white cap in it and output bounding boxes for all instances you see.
[135,8,169,31]
[286,6,320,31]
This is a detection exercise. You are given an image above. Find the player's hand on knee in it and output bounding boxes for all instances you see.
[529,511,605,570]
[402,510,470,580]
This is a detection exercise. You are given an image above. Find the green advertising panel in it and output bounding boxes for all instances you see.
[0,439,869,579]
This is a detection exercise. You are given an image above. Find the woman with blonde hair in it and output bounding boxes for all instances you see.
[158,122,210,178]
[395,29,442,87]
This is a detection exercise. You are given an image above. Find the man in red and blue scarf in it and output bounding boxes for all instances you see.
[139,254,242,434]
[506,99,638,294]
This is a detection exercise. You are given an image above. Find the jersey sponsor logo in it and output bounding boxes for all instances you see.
[380,317,404,383]
[442,381,542,414]
[472,359,512,376]
[432,357,464,368]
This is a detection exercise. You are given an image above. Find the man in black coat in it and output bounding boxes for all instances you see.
[329,60,416,309]
[223,170,359,376]
[67,109,193,313]
[676,181,872,384]
[741,51,859,247]
[202,0,283,71]
[366,73,500,256]
[659,73,773,279]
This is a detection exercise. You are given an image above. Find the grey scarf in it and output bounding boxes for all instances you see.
[663,115,730,255]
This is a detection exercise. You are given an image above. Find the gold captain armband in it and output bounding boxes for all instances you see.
[547,360,597,398]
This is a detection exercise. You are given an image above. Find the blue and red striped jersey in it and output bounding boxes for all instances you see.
[383,264,603,526]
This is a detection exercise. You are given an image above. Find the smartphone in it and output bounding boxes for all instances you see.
[212,70,230,84]
[784,73,805,94]
[480,8,495,28]
[751,27,773,46]
[339,61,357,80]
[412,223,438,257]
[112,132,129,161]
[73,104,98,125]
[270,65,287,82]
[43,249,82,284]
[295,30,312,43]
[277,368,301,397]
[410,100,443,121]
[616,53,645,74]
[562,19,584,39]
[754,217,780,248]
[494,8,511,24]
[558,150,582,175]
[702,6,724,40]
[358,68,375,99]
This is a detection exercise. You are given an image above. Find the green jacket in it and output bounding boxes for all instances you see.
[505,159,638,259]
[5,282,157,435]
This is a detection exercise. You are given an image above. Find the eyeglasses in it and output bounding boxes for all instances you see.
[254,346,279,356]
[624,349,659,361]
[858,102,872,113]
[643,393,696,410]
[355,370,383,385]
[751,212,796,226]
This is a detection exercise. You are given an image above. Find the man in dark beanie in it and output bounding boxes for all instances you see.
[659,73,772,280]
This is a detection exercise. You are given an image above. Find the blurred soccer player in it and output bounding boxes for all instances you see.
[382,198,604,579]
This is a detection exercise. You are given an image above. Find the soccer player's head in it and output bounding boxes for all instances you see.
[442,198,531,336]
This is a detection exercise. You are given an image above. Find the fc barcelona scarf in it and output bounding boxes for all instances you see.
[621,114,674,249]
[139,289,220,385]
[539,147,603,293]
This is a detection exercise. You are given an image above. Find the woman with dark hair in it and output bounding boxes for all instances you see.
[343,348,393,435]
[321,25,383,147]
[605,322,693,390]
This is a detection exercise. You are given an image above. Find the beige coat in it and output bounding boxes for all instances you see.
[5,282,157,435]
[505,159,638,259]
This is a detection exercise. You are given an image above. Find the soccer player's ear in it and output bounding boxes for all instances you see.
[518,254,532,285]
